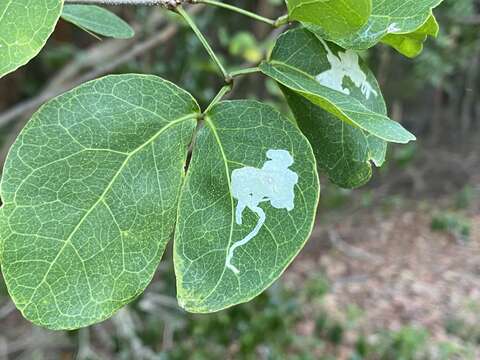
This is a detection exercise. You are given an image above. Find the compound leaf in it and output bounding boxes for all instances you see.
[0,0,63,78]
[0,74,199,330]
[305,0,443,53]
[62,5,135,39]
[174,100,320,313]
[260,28,415,144]
[286,0,372,37]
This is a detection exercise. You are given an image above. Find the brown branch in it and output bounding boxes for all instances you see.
[64,0,183,6]
[328,230,383,264]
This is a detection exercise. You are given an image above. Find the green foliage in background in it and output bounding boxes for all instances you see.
[431,211,471,242]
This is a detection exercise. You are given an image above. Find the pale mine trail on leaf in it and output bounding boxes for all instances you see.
[226,149,298,274]
[315,37,378,100]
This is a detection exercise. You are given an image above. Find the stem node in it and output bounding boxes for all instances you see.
[225,75,234,87]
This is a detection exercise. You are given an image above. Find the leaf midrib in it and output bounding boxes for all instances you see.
[195,116,237,304]
[21,112,197,309]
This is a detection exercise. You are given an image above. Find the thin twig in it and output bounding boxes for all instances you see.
[112,308,157,360]
[65,0,182,6]
[328,229,383,263]
[176,5,230,82]
[193,0,276,26]
[77,328,96,360]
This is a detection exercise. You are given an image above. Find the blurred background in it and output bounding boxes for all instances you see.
[0,0,479,359]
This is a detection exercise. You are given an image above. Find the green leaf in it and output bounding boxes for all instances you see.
[0,74,199,330]
[259,28,415,144]
[62,5,135,39]
[174,100,320,313]
[286,0,372,37]
[381,15,439,58]
[283,87,386,189]
[0,0,64,78]
[305,0,443,52]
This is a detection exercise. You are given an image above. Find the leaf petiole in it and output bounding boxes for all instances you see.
[176,5,230,82]
[230,66,260,78]
[204,84,232,114]
[274,14,289,27]
[192,0,276,26]
[192,0,289,28]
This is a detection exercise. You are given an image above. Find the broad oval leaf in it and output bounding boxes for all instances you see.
[0,0,63,78]
[174,100,320,313]
[0,74,199,330]
[259,28,415,144]
[62,5,135,39]
[286,0,372,37]
[305,0,443,53]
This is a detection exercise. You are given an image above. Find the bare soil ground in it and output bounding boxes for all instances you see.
[287,200,480,358]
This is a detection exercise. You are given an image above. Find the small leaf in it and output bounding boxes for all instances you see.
[62,5,134,39]
[286,0,372,37]
[174,100,320,313]
[283,87,386,189]
[260,28,415,144]
[0,74,199,330]
[0,0,64,78]
[305,0,443,52]
[381,15,439,58]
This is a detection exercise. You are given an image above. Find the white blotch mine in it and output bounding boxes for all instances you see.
[387,23,401,33]
[226,149,298,274]
[316,40,378,100]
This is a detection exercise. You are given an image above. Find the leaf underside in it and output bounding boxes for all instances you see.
[283,88,386,189]
[0,74,199,330]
